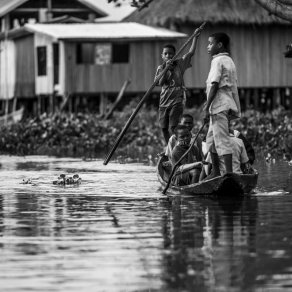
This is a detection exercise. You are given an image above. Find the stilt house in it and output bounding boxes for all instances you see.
[0,22,186,114]
[0,0,108,115]
[126,0,292,111]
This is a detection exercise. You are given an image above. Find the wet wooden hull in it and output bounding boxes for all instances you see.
[157,156,258,196]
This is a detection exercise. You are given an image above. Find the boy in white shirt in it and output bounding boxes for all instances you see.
[203,32,241,180]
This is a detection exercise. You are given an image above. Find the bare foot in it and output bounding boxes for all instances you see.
[203,172,221,181]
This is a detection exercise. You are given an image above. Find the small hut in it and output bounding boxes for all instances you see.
[125,0,292,111]
[0,22,186,115]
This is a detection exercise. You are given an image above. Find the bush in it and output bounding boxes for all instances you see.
[232,107,292,158]
[0,104,291,161]
[0,101,164,160]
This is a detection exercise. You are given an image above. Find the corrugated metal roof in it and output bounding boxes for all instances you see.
[0,0,108,18]
[0,0,27,17]
[24,22,187,40]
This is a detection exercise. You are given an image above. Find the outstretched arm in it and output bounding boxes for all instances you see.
[188,28,202,56]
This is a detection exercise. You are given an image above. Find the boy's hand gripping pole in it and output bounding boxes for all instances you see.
[162,121,207,195]
[103,22,207,166]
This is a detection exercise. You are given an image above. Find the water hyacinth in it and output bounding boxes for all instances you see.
[0,103,291,161]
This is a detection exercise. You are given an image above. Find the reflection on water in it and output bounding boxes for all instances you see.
[0,155,292,291]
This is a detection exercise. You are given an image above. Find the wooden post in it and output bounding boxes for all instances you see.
[74,95,80,114]
[4,99,9,125]
[99,93,108,116]
[37,95,41,115]
[273,88,280,109]
[49,94,54,114]
[245,89,251,109]
[33,98,38,116]
[254,89,260,110]
[104,79,131,120]
[59,92,70,112]
[289,88,292,112]
[12,96,17,112]
[68,95,73,113]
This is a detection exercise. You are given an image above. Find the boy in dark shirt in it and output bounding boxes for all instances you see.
[165,114,203,160]
[171,125,202,186]
[155,28,202,144]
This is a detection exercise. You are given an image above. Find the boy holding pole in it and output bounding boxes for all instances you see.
[155,28,202,144]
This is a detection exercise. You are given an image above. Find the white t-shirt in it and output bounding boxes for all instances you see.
[206,53,241,118]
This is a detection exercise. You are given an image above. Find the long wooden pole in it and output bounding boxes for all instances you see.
[162,121,207,194]
[103,22,206,165]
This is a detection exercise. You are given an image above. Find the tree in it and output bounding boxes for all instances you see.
[108,0,292,20]
[108,0,154,10]
[254,0,292,22]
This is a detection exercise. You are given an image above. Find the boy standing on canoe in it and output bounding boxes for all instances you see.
[203,32,241,180]
[155,28,202,144]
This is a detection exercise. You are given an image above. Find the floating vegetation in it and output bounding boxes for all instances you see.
[53,173,82,185]
[21,178,33,184]
[0,103,291,162]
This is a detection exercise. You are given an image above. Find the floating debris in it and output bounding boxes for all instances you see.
[21,178,33,184]
[53,173,82,185]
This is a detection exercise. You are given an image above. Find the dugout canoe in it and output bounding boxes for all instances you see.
[157,155,258,196]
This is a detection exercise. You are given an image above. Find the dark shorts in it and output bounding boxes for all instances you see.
[159,103,183,129]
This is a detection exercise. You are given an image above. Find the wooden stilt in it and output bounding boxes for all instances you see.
[37,96,41,115]
[289,88,292,112]
[104,79,131,120]
[245,89,251,109]
[4,99,9,125]
[33,98,38,116]
[99,93,108,116]
[74,95,80,114]
[254,89,260,110]
[12,96,17,112]
[68,95,73,113]
[49,94,54,114]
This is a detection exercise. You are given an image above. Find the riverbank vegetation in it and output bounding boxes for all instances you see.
[0,102,291,162]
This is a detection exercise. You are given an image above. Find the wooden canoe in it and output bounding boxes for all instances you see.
[157,155,258,196]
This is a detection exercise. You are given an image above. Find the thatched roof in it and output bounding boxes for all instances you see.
[124,0,290,26]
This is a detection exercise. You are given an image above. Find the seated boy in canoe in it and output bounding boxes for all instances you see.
[229,122,255,165]
[170,125,203,186]
[165,114,203,160]
[201,131,252,180]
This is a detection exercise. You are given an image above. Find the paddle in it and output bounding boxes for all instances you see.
[103,22,207,165]
[162,121,207,194]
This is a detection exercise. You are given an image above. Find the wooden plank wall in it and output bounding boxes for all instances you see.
[0,40,16,99]
[64,40,176,94]
[64,25,292,96]
[179,24,292,88]
[34,33,55,95]
[14,35,35,98]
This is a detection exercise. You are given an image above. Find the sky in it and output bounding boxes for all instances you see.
[86,0,137,21]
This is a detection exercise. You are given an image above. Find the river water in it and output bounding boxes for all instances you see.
[0,155,292,292]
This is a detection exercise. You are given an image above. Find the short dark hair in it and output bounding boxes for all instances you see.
[163,44,176,54]
[210,32,230,54]
[174,124,189,137]
[180,114,193,121]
